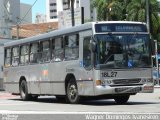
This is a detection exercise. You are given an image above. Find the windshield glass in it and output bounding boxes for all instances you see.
[95,34,151,69]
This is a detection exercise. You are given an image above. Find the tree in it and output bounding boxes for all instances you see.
[92,0,114,20]
[92,0,160,40]
[126,0,159,35]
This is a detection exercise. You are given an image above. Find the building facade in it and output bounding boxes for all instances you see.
[20,3,32,24]
[46,0,96,22]
[0,0,20,39]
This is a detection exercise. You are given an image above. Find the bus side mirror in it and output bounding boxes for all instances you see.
[90,40,96,53]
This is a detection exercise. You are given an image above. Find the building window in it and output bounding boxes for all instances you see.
[50,3,56,6]
[50,9,57,13]
[50,16,57,19]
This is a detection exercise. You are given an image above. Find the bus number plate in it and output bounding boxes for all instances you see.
[101,71,117,77]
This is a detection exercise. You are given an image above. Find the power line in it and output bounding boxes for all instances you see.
[20,0,38,24]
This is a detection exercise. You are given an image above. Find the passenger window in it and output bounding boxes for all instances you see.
[12,47,19,66]
[20,45,29,65]
[4,48,11,67]
[30,43,39,63]
[65,34,79,60]
[83,37,91,69]
[52,37,64,62]
[40,41,50,62]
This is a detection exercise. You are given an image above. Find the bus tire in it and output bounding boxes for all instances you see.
[66,78,80,104]
[19,80,30,101]
[114,95,130,104]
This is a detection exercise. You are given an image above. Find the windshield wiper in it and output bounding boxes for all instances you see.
[104,54,114,64]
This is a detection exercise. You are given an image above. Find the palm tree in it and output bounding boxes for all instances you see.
[126,0,159,35]
[92,0,115,21]
[92,0,131,21]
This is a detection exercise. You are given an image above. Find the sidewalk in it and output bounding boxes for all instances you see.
[0,90,18,99]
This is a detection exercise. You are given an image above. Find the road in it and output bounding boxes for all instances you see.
[0,88,159,120]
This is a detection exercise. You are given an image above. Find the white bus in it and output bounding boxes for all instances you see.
[4,21,154,104]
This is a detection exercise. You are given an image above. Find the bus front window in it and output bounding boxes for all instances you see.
[95,34,151,69]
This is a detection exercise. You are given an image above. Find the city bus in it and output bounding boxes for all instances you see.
[3,21,154,104]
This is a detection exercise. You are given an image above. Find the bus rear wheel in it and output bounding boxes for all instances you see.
[66,78,80,104]
[114,95,130,104]
[19,80,30,101]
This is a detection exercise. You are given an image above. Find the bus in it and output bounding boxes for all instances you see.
[3,21,154,104]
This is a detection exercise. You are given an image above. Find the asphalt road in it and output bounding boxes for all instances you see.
[0,88,160,120]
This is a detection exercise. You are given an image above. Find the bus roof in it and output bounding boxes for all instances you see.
[4,21,146,47]
[0,39,13,46]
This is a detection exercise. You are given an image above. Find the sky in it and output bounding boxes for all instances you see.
[20,0,46,23]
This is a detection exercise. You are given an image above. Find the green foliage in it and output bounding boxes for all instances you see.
[92,0,160,47]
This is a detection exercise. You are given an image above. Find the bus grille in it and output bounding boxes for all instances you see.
[113,79,141,85]
[115,87,142,93]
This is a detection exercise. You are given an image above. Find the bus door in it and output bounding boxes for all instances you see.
[80,31,94,95]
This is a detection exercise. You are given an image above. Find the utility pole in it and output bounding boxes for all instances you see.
[146,0,150,33]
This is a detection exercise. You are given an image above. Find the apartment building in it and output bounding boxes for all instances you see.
[46,0,96,22]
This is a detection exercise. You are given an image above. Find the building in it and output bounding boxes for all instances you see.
[0,0,20,39]
[46,0,96,22]
[11,22,58,39]
[35,13,47,23]
[20,3,32,24]
[0,0,32,39]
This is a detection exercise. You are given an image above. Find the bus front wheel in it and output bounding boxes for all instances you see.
[66,78,80,104]
[114,95,130,104]
[19,80,30,101]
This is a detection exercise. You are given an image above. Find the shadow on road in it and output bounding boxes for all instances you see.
[9,96,160,106]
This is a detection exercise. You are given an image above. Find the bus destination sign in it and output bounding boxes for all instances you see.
[95,23,147,33]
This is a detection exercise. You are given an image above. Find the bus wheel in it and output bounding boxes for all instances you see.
[66,78,80,104]
[30,95,38,101]
[19,80,30,101]
[114,95,130,104]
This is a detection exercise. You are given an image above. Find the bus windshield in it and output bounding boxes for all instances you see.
[95,34,151,69]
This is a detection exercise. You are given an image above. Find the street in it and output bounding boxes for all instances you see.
[0,88,160,120]
[0,88,159,113]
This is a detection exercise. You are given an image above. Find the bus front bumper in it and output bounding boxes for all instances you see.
[95,85,154,96]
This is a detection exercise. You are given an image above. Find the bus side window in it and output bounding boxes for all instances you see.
[64,34,79,60]
[41,41,50,62]
[52,37,64,62]
[11,47,19,66]
[20,45,29,65]
[4,48,11,67]
[30,43,39,64]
